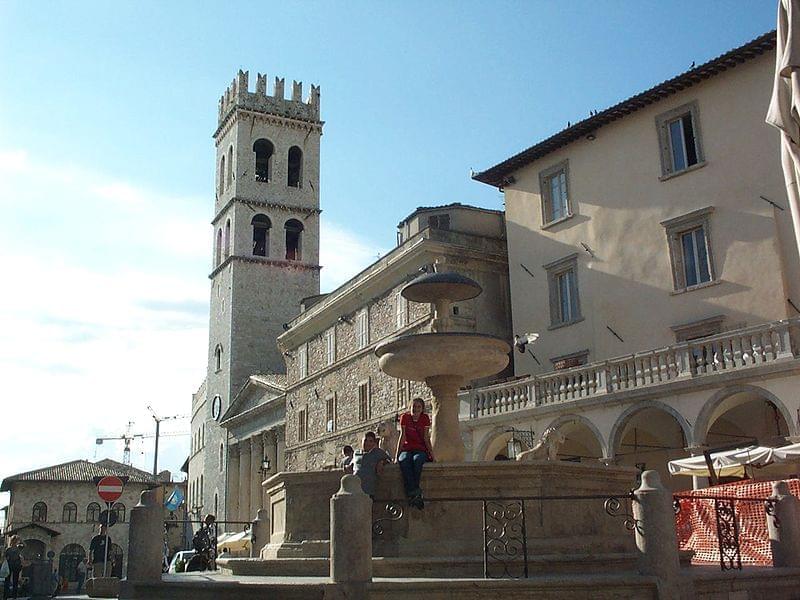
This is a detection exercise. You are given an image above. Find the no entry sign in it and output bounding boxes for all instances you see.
[97,476,124,503]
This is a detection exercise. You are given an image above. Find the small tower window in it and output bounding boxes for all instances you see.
[215,228,223,266]
[224,219,231,258]
[227,146,234,188]
[285,219,303,261]
[219,155,226,194]
[252,214,271,257]
[287,146,303,188]
[214,344,223,372]
[253,139,274,182]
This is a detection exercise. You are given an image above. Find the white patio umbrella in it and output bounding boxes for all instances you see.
[767,0,800,259]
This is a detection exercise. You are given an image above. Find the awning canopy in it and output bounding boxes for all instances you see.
[668,443,800,478]
[216,529,251,552]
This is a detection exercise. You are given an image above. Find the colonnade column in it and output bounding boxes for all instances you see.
[250,434,264,518]
[264,430,278,481]
[238,438,252,524]
[226,444,240,522]
[275,427,286,472]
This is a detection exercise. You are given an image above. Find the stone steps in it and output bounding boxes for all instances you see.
[219,552,643,578]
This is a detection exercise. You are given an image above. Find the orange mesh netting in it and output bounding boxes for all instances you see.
[674,478,800,566]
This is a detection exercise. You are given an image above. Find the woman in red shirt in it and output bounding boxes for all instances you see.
[395,397,434,509]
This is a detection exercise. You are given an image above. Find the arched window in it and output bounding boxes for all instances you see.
[224,219,231,258]
[32,502,47,522]
[285,219,303,261]
[215,228,223,266]
[253,139,274,182]
[87,502,101,523]
[58,544,86,583]
[62,502,77,523]
[227,146,234,188]
[112,502,126,523]
[214,344,223,372]
[219,442,224,471]
[219,155,226,195]
[252,214,271,257]
[287,146,303,188]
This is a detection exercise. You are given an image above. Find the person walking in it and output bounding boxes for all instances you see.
[89,525,111,578]
[3,536,24,600]
[75,559,86,594]
[395,397,434,509]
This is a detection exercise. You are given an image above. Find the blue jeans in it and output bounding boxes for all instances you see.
[398,450,427,497]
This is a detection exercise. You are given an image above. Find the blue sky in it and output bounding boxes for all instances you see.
[0,1,777,511]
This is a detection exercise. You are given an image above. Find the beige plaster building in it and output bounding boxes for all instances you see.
[0,459,186,587]
[464,31,800,490]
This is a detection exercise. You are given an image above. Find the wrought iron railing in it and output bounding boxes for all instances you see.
[164,519,252,570]
[372,493,635,580]
[673,494,777,572]
[467,318,798,418]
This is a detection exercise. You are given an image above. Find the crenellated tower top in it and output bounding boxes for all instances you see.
[217,70,321,127]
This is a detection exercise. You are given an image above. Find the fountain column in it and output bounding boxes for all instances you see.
[426,374,466,462]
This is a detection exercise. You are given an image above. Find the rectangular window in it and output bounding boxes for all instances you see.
[661,207,716,292]
[358,379,371,422]
[395,378,410,410]
[395,292,408,330]
[356,309,369,349]
[428,214,450,230]
[325,394,336,433]
[656,101,704,178]
[298,408,307,442]
[298,343,308,379]
[545,253,582,328]
[325,328,336,366]
[539,161,571,226]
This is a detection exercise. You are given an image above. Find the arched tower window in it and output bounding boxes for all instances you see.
[87,502,101,523]
[253,139,274,182]
[287,146,303,188]
[219,155,226,195]
[32,502,47,522]
[214,493,219,516]
[112,502,126,523]
[62,502,77,523]
[285,219,303,261]
[214,344,223,372]
[215,228,223,266]
[219,443,224,471]
[226,145,234,188]
[224,219,231,258]
[252,214,271,257]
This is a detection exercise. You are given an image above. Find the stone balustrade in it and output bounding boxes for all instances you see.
[468,318,798,419]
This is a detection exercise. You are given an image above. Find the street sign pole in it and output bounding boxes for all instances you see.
[104,502,111,577]
[96,475,124,579]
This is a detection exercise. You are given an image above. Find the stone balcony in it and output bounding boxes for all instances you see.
[463,318,800,422]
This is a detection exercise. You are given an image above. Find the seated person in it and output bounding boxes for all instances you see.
[352,431,391,499]
[341,444,355,473]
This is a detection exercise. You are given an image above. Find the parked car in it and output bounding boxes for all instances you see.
[167,550,195,573]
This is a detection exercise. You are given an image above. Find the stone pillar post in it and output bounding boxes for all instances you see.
[226,444,240,522]
[250,508,270,558]
[125,488,164,582]
[330,474,371,599]
[263,430,278,507]
[250,434,264,517]
[275,427,286,472]
[238,439,252,524]
[425,374,465,462]
[768,480,800,567]
[632,470,682,600]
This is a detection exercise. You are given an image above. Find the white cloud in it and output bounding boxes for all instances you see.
[320,220,389,291]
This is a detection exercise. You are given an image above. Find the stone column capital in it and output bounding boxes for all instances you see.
[228,443,240,460]
[239,438,251,454]
[250,433,264,450]
[274,426,285,443]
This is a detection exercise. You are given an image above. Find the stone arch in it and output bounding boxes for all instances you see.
[608,400,693,460]
[693,384,797,446]
[545,413,607,459]
[473,425,514,461]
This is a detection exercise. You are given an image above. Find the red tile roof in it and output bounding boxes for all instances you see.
[1,459,156,491]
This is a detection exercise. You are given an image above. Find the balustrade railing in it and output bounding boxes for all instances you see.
[468,318,798,419]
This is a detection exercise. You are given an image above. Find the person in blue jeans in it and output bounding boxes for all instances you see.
[395,397,434,509]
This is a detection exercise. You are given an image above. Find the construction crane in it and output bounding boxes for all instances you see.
[96,420,188,467]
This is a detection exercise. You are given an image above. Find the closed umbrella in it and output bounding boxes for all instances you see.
[768,0,800,259]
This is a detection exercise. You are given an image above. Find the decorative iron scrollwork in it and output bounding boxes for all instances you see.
[372,501,404,537]
[714,498,741,571]
[604,495,638,531]
[483,499,528,579]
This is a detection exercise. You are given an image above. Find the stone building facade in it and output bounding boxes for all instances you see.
[277,204,512,471]
[464,31,800,490]
[1,459,186,587]
[189,71,323,521]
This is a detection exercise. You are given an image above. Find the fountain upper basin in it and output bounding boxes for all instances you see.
[375,332,511,382]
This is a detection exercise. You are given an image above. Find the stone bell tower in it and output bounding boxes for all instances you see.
[202,70,323,519]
